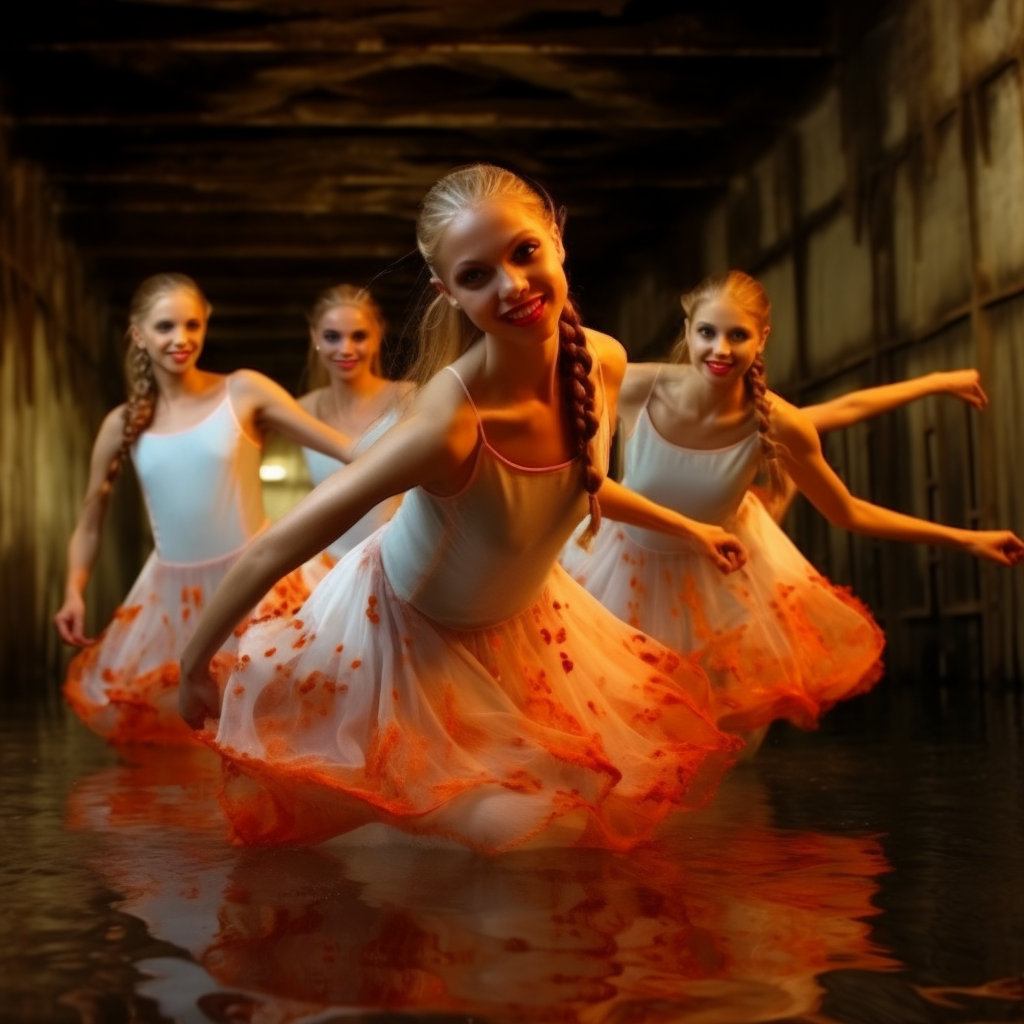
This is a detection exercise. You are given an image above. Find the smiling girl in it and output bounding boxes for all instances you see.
[178,165,747,852]
[298,285,412,566]
[562,270,1024,744]
[56,273,354,744]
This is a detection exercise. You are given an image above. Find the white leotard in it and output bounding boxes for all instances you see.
[132,391,267,564]
[620,370,759,550]
[380,367,609,629]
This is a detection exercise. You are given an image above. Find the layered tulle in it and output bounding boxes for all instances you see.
[561,492,886,734]
[205,535,742,853]
[64,549,315,745]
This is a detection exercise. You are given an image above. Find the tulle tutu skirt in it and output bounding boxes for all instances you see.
[64,548,314,745]
[561,492,886,734]
[205,534,741,854]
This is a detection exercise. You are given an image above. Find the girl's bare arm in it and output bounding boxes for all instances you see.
[54,408,126,645]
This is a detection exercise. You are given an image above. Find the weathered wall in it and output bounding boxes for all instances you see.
[613,0,1024,681]
[0,134,144,699]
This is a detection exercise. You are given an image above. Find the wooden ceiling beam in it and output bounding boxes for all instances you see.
[24,38,832,59]
[85,241,413,259]
[3,110,724,130]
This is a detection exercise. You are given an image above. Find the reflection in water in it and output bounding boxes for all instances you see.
[63,749,898,1024]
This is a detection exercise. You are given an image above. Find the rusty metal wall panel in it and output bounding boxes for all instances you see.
[0,146,142,697]
[987,296,1024,675]
[975,65,1024,290]
[893,122,974,332]
[614,0,1024,680]
[759,256,800,386]
[804,215,875,373]
[799,90,846,216]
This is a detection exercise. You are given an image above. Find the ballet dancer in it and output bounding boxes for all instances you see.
[298,284,412,570]
[179,165,750,853]
[562,271,1023,742]
[56,273,355,744]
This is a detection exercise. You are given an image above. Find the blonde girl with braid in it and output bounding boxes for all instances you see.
[56,273,356,745]
[562,270,1024,748]
[179,164,749,853]
[297,284,413,573]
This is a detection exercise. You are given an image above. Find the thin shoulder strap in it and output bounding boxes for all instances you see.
[643,365,663,409]
[444,365,484,430]
[593,349,610,431]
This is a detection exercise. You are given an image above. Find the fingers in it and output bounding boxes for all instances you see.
[983,533,1024,566]
[54,612,89,647]
[53,615,75,646]
[713,539,747,574]
[1003,536,1024,566]
[179,693,212,731]
[179,670,220,730]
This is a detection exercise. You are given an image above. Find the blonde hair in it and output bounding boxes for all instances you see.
[675,270,785,498]
[304,284,387,388]
[413,163,604,545]
[97,273,211,501]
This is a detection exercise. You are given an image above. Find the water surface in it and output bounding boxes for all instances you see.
[2,686,1022,1023]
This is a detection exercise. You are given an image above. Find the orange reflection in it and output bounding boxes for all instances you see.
[66,754,898,1024]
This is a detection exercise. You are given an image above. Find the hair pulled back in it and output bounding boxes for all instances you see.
[413,163,603,544]
[96,273,211,502]
[675,270,785,498]
[305,284,387,388]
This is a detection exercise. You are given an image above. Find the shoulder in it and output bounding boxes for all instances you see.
[227,368,279,398]
[405,365,478,434]
[86,404,128,464]
[96,404,127,444]
[297,387,325,414]
[619,361,664,404]
[386,379,417,408]
[583,328,626,385]
[767,392,821,452]
[383,366,481,472]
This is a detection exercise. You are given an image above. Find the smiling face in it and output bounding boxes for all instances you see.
[684,292,769,386]
[430,199,568,345]
[131,287,207,376]
[312,303,382,384]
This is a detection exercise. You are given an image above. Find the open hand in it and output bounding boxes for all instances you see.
[939,369,988,411]
[54,593,92,647]
[966,530,1024,566]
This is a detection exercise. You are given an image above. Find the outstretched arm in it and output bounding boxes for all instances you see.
[54,408,126,646]
[179,374,478,727]
[802,370,987,435]
[230,369,356,462]
[775,397,1024,565]
[596,478,747,574]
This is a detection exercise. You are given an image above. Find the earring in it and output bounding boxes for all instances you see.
[450,300,460,310]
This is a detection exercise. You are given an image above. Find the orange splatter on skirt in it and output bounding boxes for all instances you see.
[64,548,319,746]
[562,491,886,735]
[204,537,742,853]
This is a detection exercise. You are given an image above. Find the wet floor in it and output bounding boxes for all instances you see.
[2,684,1023,1024]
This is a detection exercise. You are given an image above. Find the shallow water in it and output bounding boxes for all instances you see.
[2,686,1023,1024]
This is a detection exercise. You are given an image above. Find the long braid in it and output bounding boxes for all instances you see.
[679,270,784,500]
[413,164,604,536]
[558,299,603,547]
[744,351,785,497]
[91,340,158,505]
[90,272,208,503]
